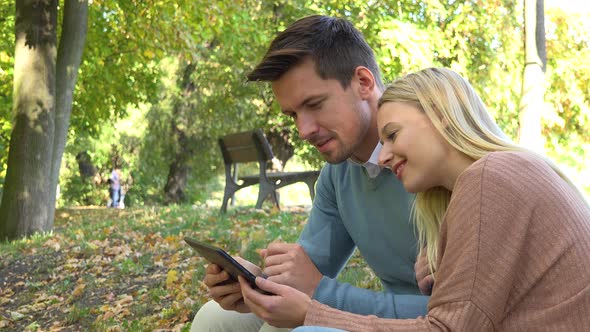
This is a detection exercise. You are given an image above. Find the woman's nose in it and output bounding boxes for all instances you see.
[378,146,393,169]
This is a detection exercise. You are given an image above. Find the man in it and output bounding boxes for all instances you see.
[191,15,429,332]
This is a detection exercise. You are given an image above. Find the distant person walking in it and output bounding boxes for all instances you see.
[108,168,122,208]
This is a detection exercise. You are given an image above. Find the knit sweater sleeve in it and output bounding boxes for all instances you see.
[305,300,492,331]
[298,164,356,278]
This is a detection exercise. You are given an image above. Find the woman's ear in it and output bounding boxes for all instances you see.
[353,66,375,98]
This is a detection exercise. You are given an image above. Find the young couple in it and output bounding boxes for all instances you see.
[192,15,590,332]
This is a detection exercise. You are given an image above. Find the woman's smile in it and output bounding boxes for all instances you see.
[392,160,406,180]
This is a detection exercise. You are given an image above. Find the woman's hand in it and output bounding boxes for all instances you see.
[238,275,312,328]
[415,250,434,295]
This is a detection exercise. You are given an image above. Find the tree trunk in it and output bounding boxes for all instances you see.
[47,0,88,227]
[0,0,88,241]
[518,0,546,151]
[164,159,189,204]
[266,128,294,170]
[163,62,196,204]
[0,0,58,240]
[75,151,96,178]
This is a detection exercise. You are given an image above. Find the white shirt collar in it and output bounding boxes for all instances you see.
[348,143,383,178]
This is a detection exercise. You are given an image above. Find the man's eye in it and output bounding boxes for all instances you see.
[308,102,321,110]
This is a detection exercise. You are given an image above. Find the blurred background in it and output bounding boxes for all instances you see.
[0,0,588,211]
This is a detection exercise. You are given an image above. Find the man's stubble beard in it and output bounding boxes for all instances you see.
[318,103,373,164]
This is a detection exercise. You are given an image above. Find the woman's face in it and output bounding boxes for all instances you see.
[377,102,453,193]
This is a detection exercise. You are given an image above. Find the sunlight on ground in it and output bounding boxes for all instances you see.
[203,159,320,210]
[205,177,315,210]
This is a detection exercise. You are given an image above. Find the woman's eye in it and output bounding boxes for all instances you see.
[387,131,397,141]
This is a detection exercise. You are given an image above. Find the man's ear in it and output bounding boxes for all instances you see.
[353,66,375,98]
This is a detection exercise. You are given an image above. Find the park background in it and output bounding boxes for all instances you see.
[0,0,589,331]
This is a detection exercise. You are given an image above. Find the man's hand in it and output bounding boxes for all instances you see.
[239,275,311,328]
[260,243,322,297]
[415,250,434,295]
[203,257,263,313]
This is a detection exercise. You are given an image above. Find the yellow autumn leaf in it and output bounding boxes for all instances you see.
[166,270,179,288]
[270,205,280,215]
[116,294,133,306]
[72,283,86,298]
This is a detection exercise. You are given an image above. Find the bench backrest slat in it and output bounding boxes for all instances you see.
[218,129,274,164]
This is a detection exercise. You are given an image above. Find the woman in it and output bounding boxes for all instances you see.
[238,68,590,331]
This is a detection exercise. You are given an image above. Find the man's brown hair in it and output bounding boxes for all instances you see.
[247,15,383,89]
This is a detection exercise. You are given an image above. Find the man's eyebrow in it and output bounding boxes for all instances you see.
[300,95,327,107]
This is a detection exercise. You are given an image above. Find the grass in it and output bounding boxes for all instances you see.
[0,201,376,331]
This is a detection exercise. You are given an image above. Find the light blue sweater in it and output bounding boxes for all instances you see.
[298,161,429,318]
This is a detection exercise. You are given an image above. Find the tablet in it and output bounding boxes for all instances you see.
[184,237,271,294]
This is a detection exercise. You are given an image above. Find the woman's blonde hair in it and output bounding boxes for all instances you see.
[379,67,581,274]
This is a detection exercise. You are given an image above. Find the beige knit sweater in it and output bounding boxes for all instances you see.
[304,151,590,331]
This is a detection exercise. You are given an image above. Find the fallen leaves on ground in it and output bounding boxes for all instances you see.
[0,205,310,331]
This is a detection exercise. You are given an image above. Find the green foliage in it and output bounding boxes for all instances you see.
[543,8,590,194]
[0,1,14,179]
[127,2,319,202]
[58,102,151,207]
[60,172,105,206]
[1,0,588,202]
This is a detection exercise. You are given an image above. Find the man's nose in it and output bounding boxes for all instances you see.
[296,114,319,140]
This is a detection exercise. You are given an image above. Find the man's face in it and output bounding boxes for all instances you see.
[271,59,372,164]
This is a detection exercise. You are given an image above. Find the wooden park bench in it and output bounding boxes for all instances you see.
[218,129,320,213]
